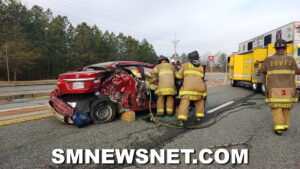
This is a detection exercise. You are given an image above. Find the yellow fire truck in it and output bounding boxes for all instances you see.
[228,21,300,93]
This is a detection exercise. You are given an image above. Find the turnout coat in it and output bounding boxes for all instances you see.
[175,62,207,101]
[260,54,299,108]
[151,62,176,96]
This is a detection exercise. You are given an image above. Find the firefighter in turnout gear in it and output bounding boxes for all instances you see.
[151,56,177,116]
[260,39,299,135]
[176,51,207,126]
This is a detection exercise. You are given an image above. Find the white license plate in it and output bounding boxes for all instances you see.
[73,82,84,89]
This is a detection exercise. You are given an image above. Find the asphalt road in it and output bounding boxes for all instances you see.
[0,84,55,94]
[143,96,300,169]
[205,73,227,80]
[0,85,250,168]
[0,85,299,168]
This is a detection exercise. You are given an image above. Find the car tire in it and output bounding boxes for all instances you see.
[90,98,117,124]
[231,79,237,87]
[252,83,261,93]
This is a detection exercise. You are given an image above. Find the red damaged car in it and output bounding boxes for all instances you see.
[48,61,156,124]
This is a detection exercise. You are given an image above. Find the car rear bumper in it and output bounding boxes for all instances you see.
[48,101,66,123]
[49,90,75,123]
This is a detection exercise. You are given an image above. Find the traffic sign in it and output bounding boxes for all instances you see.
[208,56,214,62]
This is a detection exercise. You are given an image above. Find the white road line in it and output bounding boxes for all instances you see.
[207,101,235,114]
[0,110,50,121]
[0,105,45,112]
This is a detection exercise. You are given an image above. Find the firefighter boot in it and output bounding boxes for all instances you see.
[274,130,283,136]
[177,120,185,127]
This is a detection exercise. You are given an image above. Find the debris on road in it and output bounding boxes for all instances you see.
[208,136,253,149]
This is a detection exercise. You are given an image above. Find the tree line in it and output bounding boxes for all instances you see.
[0,0,158,81]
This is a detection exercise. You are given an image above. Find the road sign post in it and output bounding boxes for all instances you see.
[208,56,214,73]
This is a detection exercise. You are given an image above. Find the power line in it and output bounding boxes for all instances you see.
[26,0,146,37]
[75,0,176,33]
[21,0,174,54]
[46,0,170,36]
[46,0,141,32]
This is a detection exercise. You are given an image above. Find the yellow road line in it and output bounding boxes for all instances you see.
[34,96,49,99]
[0,114,54,126]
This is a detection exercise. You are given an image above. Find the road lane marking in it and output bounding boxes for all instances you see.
[0,114,53,126]
[34,96,49,99]
[0,105,46,112]
[0,110,50,121]
[207,101,235,114]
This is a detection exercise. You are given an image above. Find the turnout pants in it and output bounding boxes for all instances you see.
[157,95,174,115]
[177,97,204,121]
[271,108,291,131]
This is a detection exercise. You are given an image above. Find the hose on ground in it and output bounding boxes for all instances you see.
[144,87,267,129]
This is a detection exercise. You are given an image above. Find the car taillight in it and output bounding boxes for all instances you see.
[57,79,63,85]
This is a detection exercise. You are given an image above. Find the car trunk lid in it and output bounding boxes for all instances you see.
[57,70,105,94]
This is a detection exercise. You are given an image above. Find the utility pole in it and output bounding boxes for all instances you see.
[172,34,180,61]
[5,43,10,83]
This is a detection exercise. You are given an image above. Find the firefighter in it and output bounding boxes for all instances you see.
[176,51,207,126]
[151,55,177,116]
[175,61,182,71]
[260,39,299,135]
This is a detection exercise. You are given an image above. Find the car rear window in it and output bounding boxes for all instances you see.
[84,66,106,71]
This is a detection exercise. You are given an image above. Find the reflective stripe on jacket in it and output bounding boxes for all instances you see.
[267,70,295,75]
[265,98,298,102]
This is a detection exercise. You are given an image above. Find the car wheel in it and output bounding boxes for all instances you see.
[261,83,266,95]
[231,79,237,87]
[90,99,116,124]
[252,83,261,93]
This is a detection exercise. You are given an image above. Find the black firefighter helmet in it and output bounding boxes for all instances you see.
[188,51,200,60]
[274,39,287,49]
[158,55,169,64]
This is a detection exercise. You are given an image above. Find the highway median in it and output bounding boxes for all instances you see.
[0,90,51,103]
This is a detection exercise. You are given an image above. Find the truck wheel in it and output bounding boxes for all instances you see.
[231,79,237,87]
[252,83,261,93]
[261,84,266,95]
[90,99,117,124]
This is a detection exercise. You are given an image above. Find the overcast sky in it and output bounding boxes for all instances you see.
[19,0,300,57]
